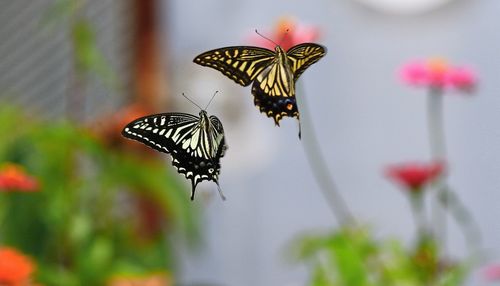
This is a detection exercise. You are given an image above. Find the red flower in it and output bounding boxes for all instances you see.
[399,58,477,92]
[0,164,39,192]
[0,247,36,285]
[248,17,321,51]
[385,161,445,191]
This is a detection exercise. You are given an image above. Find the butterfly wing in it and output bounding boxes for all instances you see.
[122,112,226,200]
[286,43,327,80]
[193,46,276,86]
[251,59,298,126]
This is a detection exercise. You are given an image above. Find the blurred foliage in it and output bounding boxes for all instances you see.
[291,227,468,286]
[0,105,198,285]
[42,0,117,88]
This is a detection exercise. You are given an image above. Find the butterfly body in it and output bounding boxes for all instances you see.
[122,110,227,200]
[193,43,326,126]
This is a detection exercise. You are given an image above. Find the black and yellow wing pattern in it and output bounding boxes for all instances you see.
[193,43,326,126]
[122,110,227,201]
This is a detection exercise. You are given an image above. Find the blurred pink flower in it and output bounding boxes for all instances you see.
[385,161,445,191]
[447,67,477,92]
[248,17,320,51]
[399,58,477,92]
[483,263,500,281]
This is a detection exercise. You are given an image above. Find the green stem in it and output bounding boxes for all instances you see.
[296,82,354,226]
[438,185,482,256]
[427,88,448,250]
[427,88,446,159]
[427,88,481,257]
[409,191,427,238]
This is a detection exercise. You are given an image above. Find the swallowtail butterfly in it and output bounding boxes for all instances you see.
[121,93,227,201]
[193,31,326,135]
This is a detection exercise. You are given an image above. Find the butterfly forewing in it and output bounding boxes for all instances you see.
[122,113,198,154]
[122,111,226,200]
[193,46,275,86]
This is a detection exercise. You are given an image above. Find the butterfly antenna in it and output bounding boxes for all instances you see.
[255,29,279,47]
[182,93,203,110]
[205,90,219,110]
[216,182,226,201]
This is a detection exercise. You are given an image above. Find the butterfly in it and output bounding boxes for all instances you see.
[121,94,227,201]
[193,35,326,134]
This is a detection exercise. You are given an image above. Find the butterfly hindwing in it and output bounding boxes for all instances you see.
[286,43,327,80]
[193,46,275,86]
[251,60,298,125]
[122,111,226,200]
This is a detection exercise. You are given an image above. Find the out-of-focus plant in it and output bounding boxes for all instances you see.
[291,227,467,286]
[0,105,198,286]
[288,53,480,285]
[294,229,467,286]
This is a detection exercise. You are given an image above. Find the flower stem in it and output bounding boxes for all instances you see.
[427,88,448,251]
[427,88,446,159]
[438,185,482,255]
[427,88,481,257]
[409,191,427,238]
[296,83,354,225]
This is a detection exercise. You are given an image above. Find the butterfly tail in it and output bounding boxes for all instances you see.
[298,119,302,140]
[216,182,226,201]
[190,180,196,201]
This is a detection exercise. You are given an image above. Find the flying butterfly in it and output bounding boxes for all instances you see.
[121,92,227,201]
[193,30,326,135]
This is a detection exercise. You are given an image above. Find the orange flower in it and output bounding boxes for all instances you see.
[0,247,36,286]
[0,164,39,192]
[248,17,321,51]
[107,273,171,286]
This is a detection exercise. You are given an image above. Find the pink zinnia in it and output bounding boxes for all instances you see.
[447,67,477,92]
[248,17,320,51]
[385,161,445,191]
[399,58,477,92]
[483,263,500,281]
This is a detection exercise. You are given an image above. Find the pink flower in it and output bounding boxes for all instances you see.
[399,58,477,92]
[385,161,445,191]
[447,67,477,92]
[399,61,429,86]
[248,17,320,51]
[483,263,500,281]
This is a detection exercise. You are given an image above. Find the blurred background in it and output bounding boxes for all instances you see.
[0,0,499,285]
